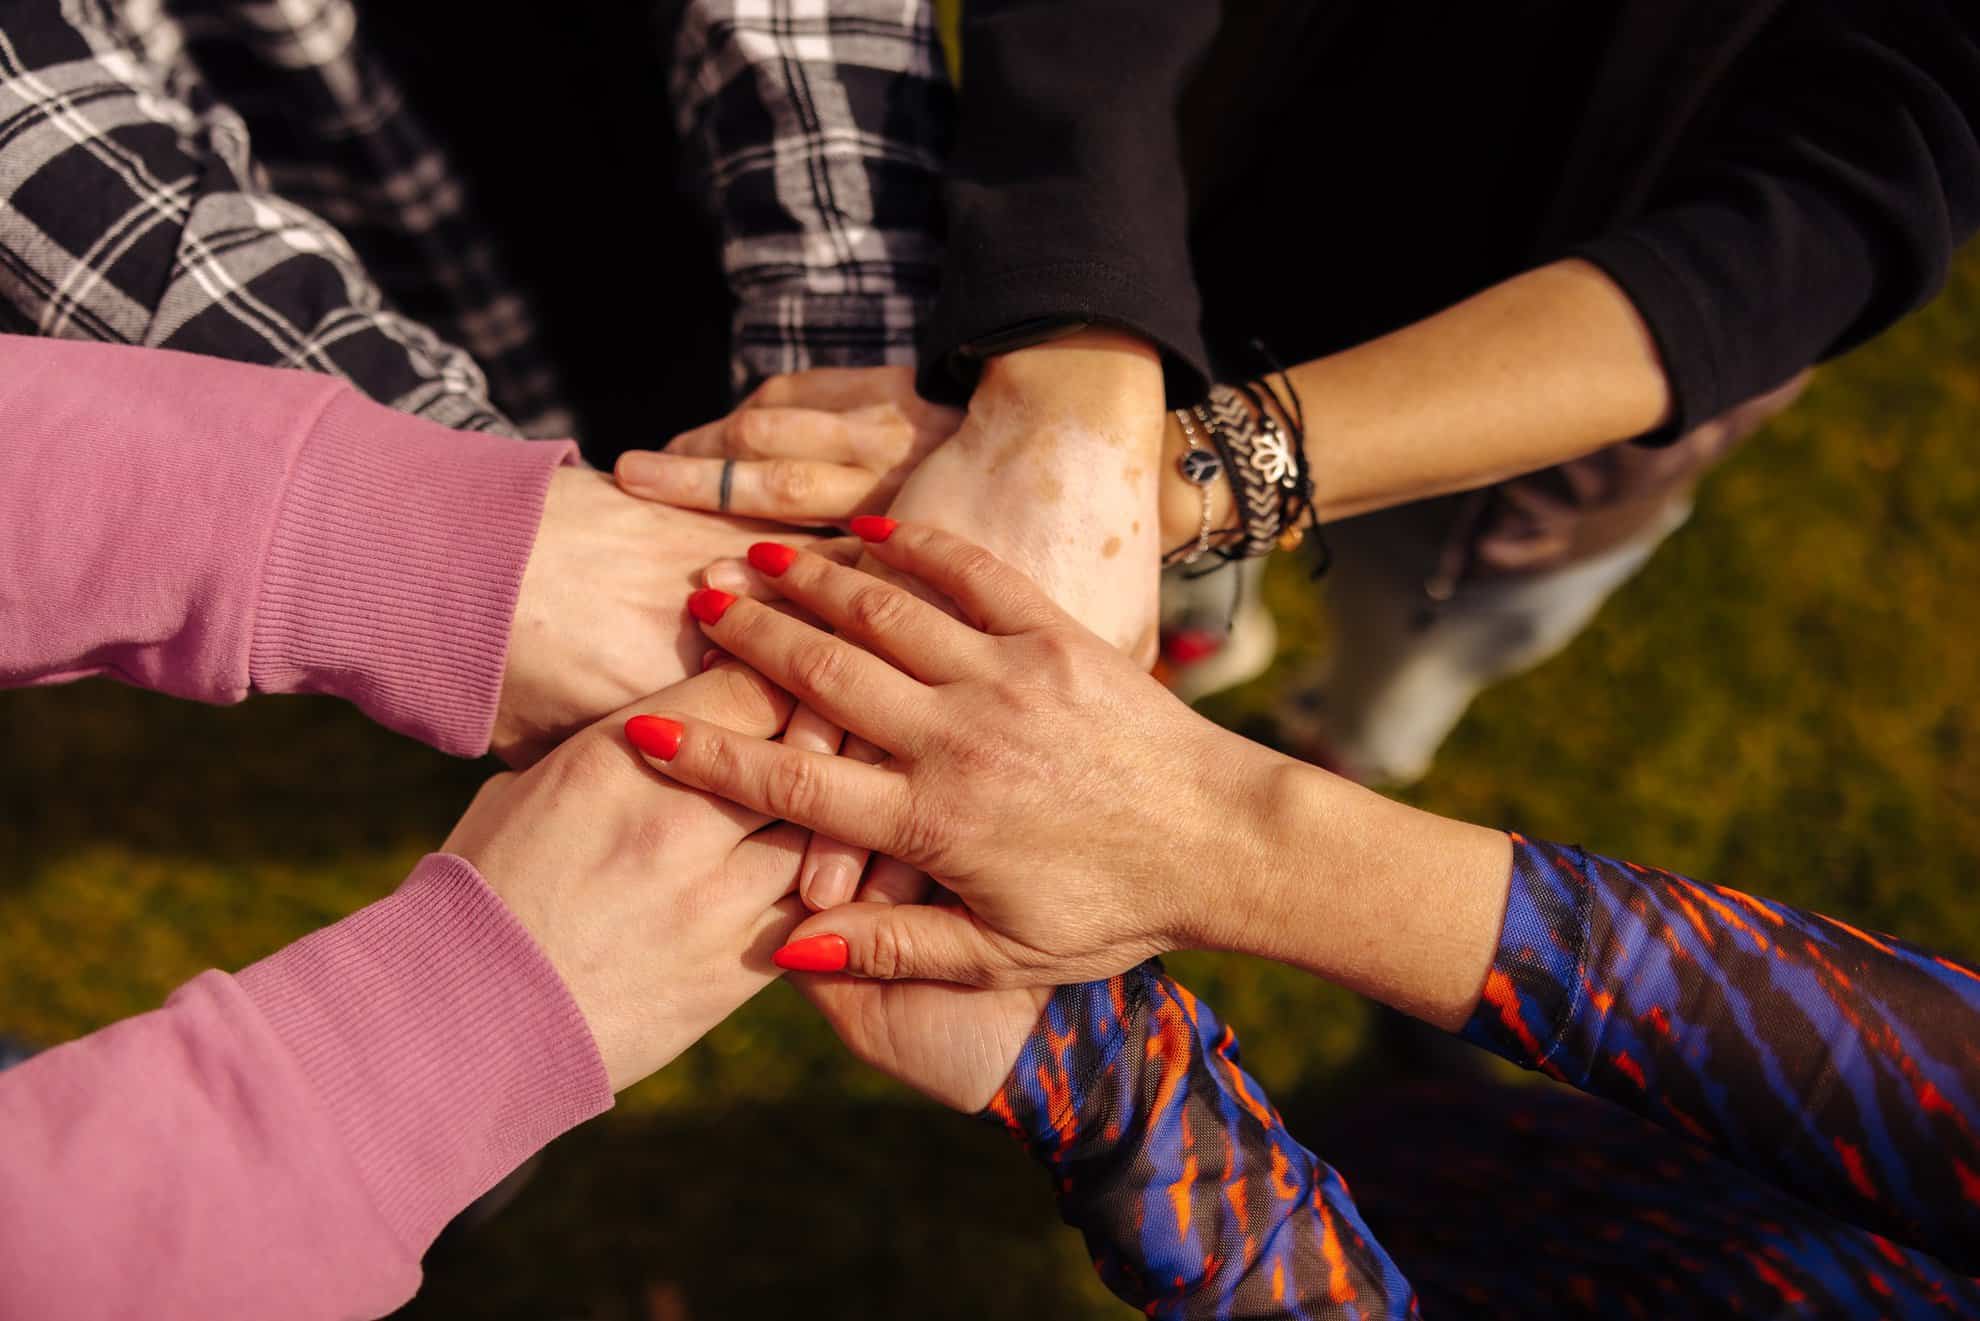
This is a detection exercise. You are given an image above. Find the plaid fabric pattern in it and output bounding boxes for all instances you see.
[673,0,952,395]
[0,0,570,436]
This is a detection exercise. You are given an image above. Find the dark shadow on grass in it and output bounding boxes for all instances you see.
[400,1099,1108,1321]
[397,1028,1445,1321]
[0,681,488,887]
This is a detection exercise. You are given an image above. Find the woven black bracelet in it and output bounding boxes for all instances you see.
[1250,340,1329,577]
[1198,385,1283,560]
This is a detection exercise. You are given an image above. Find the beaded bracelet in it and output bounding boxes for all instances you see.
[1168,408,1222,566]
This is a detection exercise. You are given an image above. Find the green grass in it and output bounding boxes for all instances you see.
[4,250,1978,1319]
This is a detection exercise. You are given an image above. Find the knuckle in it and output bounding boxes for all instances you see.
[763,749,825,820]
[546,729,625,791]
[730,409,776,457]
[843,582,910,636]
[889,793,957,871]
[763,460,816,505]
[1032,625,1085,674]
[949,730,1021,778]
[946,544,1002,588]
[786,638,851,703]
[691,724,743,784]
[863,917,909,980]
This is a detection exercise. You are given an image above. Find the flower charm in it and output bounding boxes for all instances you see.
[1249,418,1295,486]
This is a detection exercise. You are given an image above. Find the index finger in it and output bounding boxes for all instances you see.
[629,714,915,862]
[615,660,795,737]
[609,663,797,837]
[687,589,933,754]
[850,520,1066,636]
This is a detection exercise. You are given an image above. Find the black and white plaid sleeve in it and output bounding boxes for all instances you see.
[672,0,953,397]
[0,1,564,437]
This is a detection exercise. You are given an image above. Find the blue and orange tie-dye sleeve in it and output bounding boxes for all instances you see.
[983,964,1419,1320]
[1463,834,1980,1274]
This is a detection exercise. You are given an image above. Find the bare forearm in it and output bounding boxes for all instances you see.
[1160,259,1672,542]
[1188,739,1514,1032]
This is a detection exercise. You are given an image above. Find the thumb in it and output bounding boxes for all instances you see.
[770,901,1015,986]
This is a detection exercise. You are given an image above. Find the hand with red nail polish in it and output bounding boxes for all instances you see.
[687,587,736,625]
[646,524,1513,1042]
[789,947,1052,1113]
[445,663,810,1092]
[768,922,1051,1114]
[624,714,684,760]
[630,522,1266,992]
[771,933,846,971]
[747,541,799,577]
[493,468,841,768]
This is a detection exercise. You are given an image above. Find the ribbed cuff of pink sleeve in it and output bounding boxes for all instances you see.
[236,854,612,1255]
[248,390,579,758]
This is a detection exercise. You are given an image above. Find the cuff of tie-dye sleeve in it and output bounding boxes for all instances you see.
[980,965,1158,1161]
[1459,835,1595,1070]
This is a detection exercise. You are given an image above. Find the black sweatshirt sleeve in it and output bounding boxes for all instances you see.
[914,0,1218,407]
[1577,0,1980,439]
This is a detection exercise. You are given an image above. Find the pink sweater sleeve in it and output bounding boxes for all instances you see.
[0,338,609,1313]
[0,335,577,757]
[0,855,612,1320]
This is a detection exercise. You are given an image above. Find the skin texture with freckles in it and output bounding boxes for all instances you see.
[889,332,1165,658]
[645,526,1510,1029]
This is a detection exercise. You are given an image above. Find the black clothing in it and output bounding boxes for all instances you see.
[914,0,1219,405]
[929,0,1980,441]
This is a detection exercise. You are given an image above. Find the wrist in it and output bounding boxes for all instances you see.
[236,854,610,1247]
[1163,724,1299,952]
[1179,742,1514,1033]
[1156,407,1237,551]
[973,328,1166,455]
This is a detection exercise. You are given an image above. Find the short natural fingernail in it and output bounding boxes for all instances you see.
[704,561,751,595]
[624,714,684,760]
[747,541,800,577]
[849,515,897,542]
[699,649,728,673]
[773,934,849,973]
[803,860,858,910]
[615,451,662,485]
[687,587,737,625]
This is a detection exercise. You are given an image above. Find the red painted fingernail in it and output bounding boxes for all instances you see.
[699,649,728,672]
[747,541,799,577]
[1162,628,1224,666]
[849,515,897,543]
[624,715,684,760]
[772,933,849,973]
[687,587,736,625]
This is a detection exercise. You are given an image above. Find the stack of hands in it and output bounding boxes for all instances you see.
[477,331,1210,1110]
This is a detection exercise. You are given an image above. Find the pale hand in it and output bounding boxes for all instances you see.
[613,367,964,524]
[795,969,1049,1113]
[493,467,842,766]
[447,663,808,1090]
